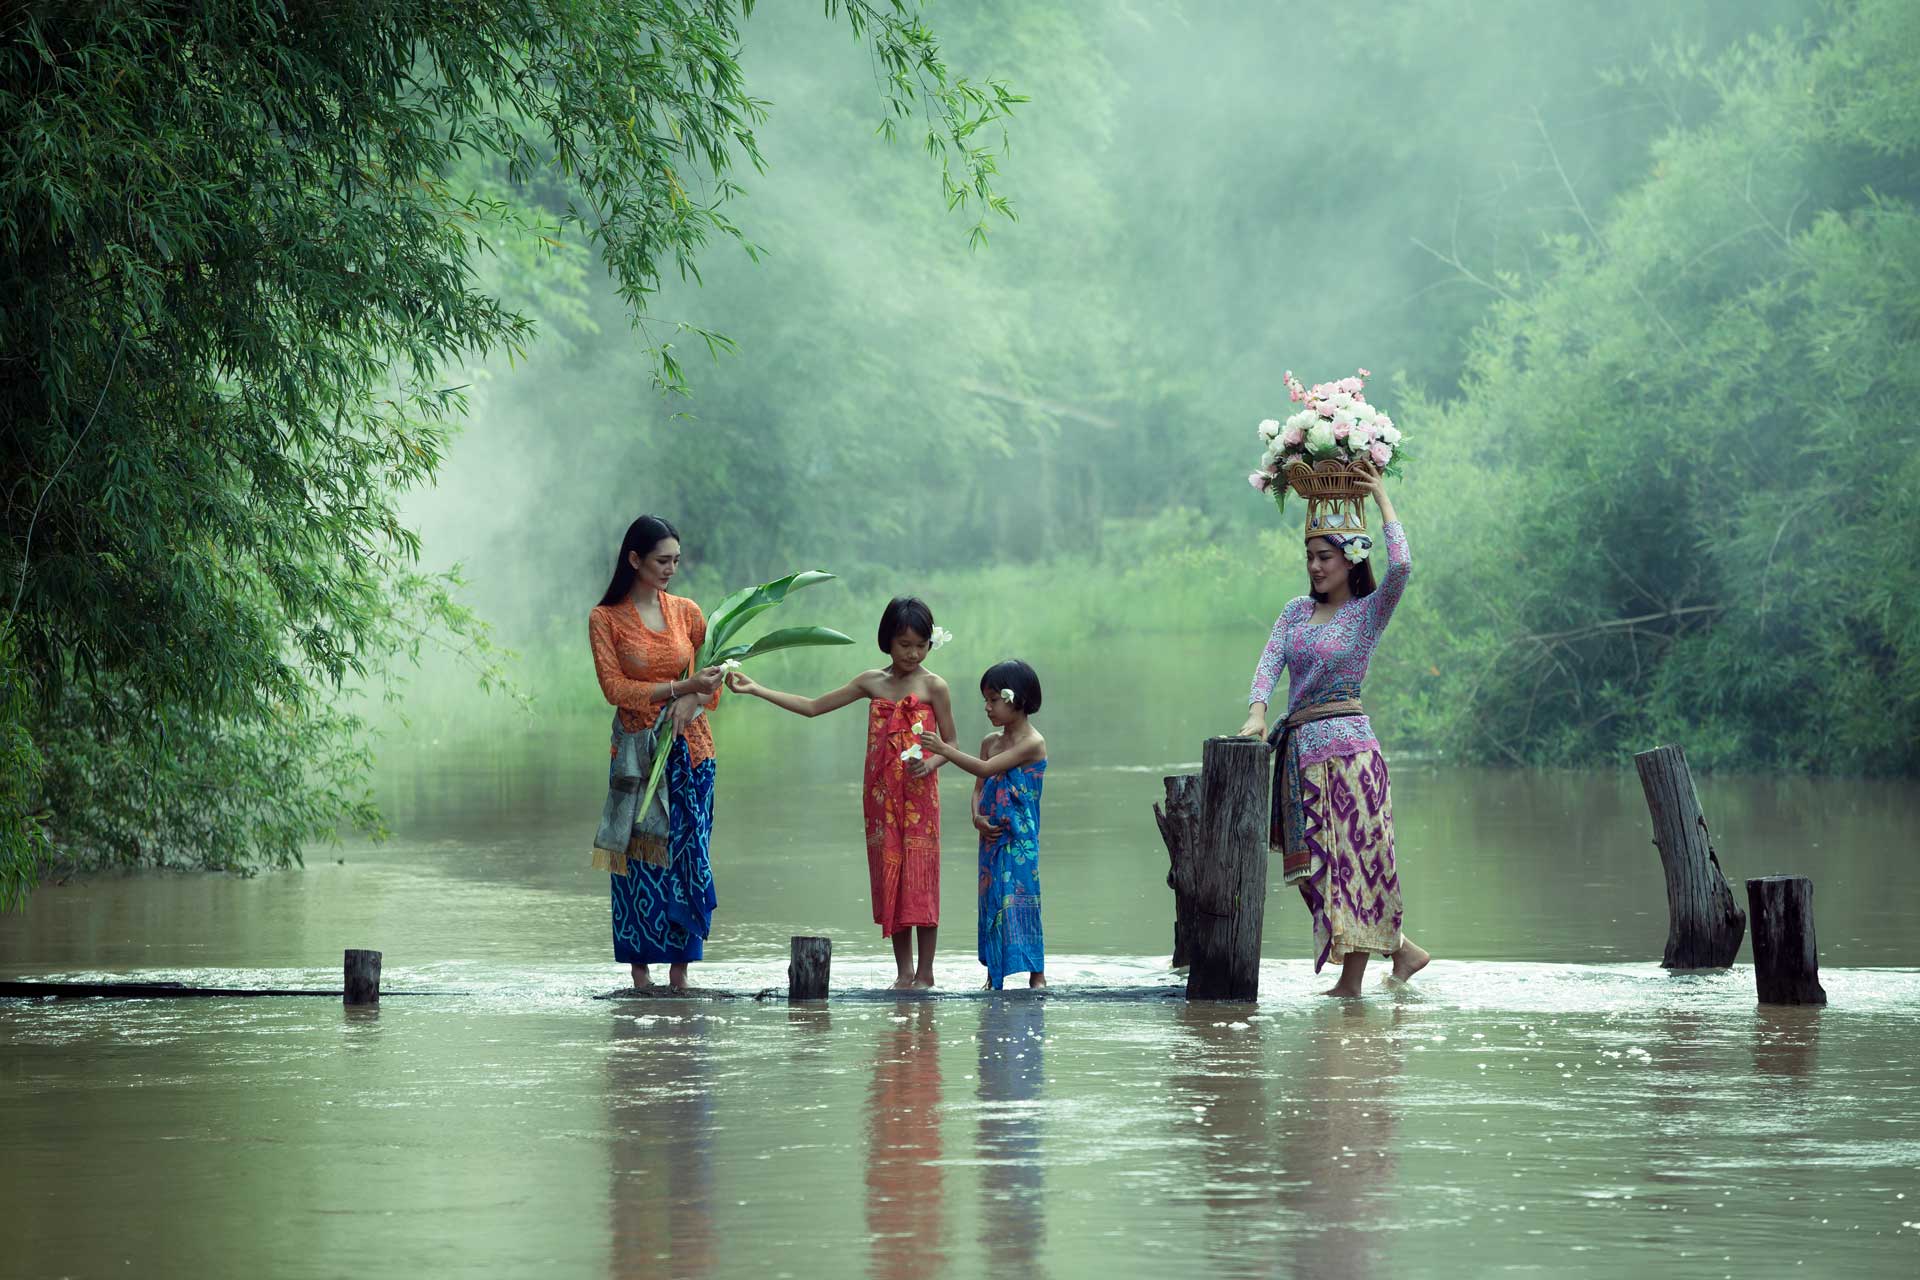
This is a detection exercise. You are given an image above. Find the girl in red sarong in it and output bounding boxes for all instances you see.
[726,597,957,988]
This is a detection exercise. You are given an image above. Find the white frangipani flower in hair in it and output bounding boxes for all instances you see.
[1000,688,1016,704]
[930,625,954,649]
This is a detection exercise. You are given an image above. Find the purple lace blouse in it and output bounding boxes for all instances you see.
[1248,520,1411,767]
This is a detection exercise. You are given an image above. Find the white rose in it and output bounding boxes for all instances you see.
[1379,424,1401,445]
[1329,392,1355,413]
[1305,421,1336,454]
[1288,410,1317,432]
[1258,418,1281,439]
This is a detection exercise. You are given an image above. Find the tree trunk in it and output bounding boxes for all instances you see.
[1746,877,1826,1005]
[788,935,831,1001]
[1155,772,1202,969]
[1634,745,1745,968]
[343,948,381,1005]
[1184,737,1272,1001]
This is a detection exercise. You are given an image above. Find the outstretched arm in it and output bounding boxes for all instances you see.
[970,735,1002,839]
[1355,473,1410,635]
[919,730,1045,779]
[725,669,870,717]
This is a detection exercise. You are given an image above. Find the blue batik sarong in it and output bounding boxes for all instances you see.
[611,736,717,964]
[978,759,1046,989]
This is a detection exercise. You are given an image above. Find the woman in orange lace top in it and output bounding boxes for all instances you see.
[588,515,725,991]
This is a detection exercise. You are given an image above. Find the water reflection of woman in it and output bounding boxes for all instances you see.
[865,999,947,1277]
[1238,474,1431,996]
[1278,1001,1406,1279]
[606,1012,717,1279]
[977,999,1046,1276]
[589,515,726,992]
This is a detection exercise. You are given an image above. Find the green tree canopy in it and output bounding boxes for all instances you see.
[1403,0,1920,772]
[0,0,1017,904]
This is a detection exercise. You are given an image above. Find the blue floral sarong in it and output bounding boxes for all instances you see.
[611,736,717,964]
[978,759,1046,989]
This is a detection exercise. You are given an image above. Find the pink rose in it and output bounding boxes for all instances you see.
[1281,424,1305,447]
[1331,417,1352,440]
[1370,441,1393,466]
[1357,367,1371,377]
[1248,471,1270,491]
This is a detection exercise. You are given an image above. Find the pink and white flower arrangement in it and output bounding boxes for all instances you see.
[1250,368,1406,508]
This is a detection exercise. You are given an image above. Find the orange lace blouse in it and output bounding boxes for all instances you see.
[588,592,721,766]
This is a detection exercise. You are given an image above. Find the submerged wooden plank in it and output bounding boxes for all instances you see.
[0,981,448,999]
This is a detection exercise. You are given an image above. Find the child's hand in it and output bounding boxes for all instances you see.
[724,671,759,695]
[972,812,1003,839]
[916,730,947,757]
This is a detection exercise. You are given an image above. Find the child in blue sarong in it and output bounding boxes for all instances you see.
[918,660,1048,990]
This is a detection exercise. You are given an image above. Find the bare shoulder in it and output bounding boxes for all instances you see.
[850,668,887,695]
[1027,729,1048,760]
[978,731,1002,758]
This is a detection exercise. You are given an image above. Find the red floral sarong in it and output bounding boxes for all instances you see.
[864,695,942,936]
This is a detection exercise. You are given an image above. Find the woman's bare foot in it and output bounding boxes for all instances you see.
[889,975,918,990]
[1321,951,1369,997]
[631,964,654,990]
[911,975,936,990]
[1389,938,1430,984]
[1028,973,1047,989]
[668,963,689,992]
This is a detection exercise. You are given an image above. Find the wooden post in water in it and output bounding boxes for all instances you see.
[1634,745,1745,969]
[788,936,831,1001]
[1746,877,1826,1005]
[343,949,381,1005]
[1185,736,1271,1001]
[1154,773,1202,969]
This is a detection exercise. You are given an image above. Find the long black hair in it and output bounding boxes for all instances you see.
[597,515,680,606]
[1306,536,1378,604]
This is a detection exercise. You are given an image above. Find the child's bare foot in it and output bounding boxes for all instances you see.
[631,964,654,990]
[1389,938,1430,984]
[1321,981,1364,997]
[1028,973,1047,989]
[889,975,917,990]
[668,963,689,992]
[912,973,936,990]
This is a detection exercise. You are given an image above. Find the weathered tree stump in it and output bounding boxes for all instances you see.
[1746,876,1827,1005]
[1184,736,1272,1001]
[1634,745,1745,969]
[1154,773,1202,969]
[788,935,831,1001]
[343,949,381,1005]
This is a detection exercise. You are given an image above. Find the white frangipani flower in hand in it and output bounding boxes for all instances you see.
[900,717,928,762]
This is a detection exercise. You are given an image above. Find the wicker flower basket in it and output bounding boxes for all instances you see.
[1284,456,1377,501]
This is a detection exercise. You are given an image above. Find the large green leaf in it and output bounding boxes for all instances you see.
[738,625,855,659]
[703,570,837,658]
[637,572,848,825]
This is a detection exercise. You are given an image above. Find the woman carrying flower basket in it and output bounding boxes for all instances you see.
[1239,370,1430,997]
